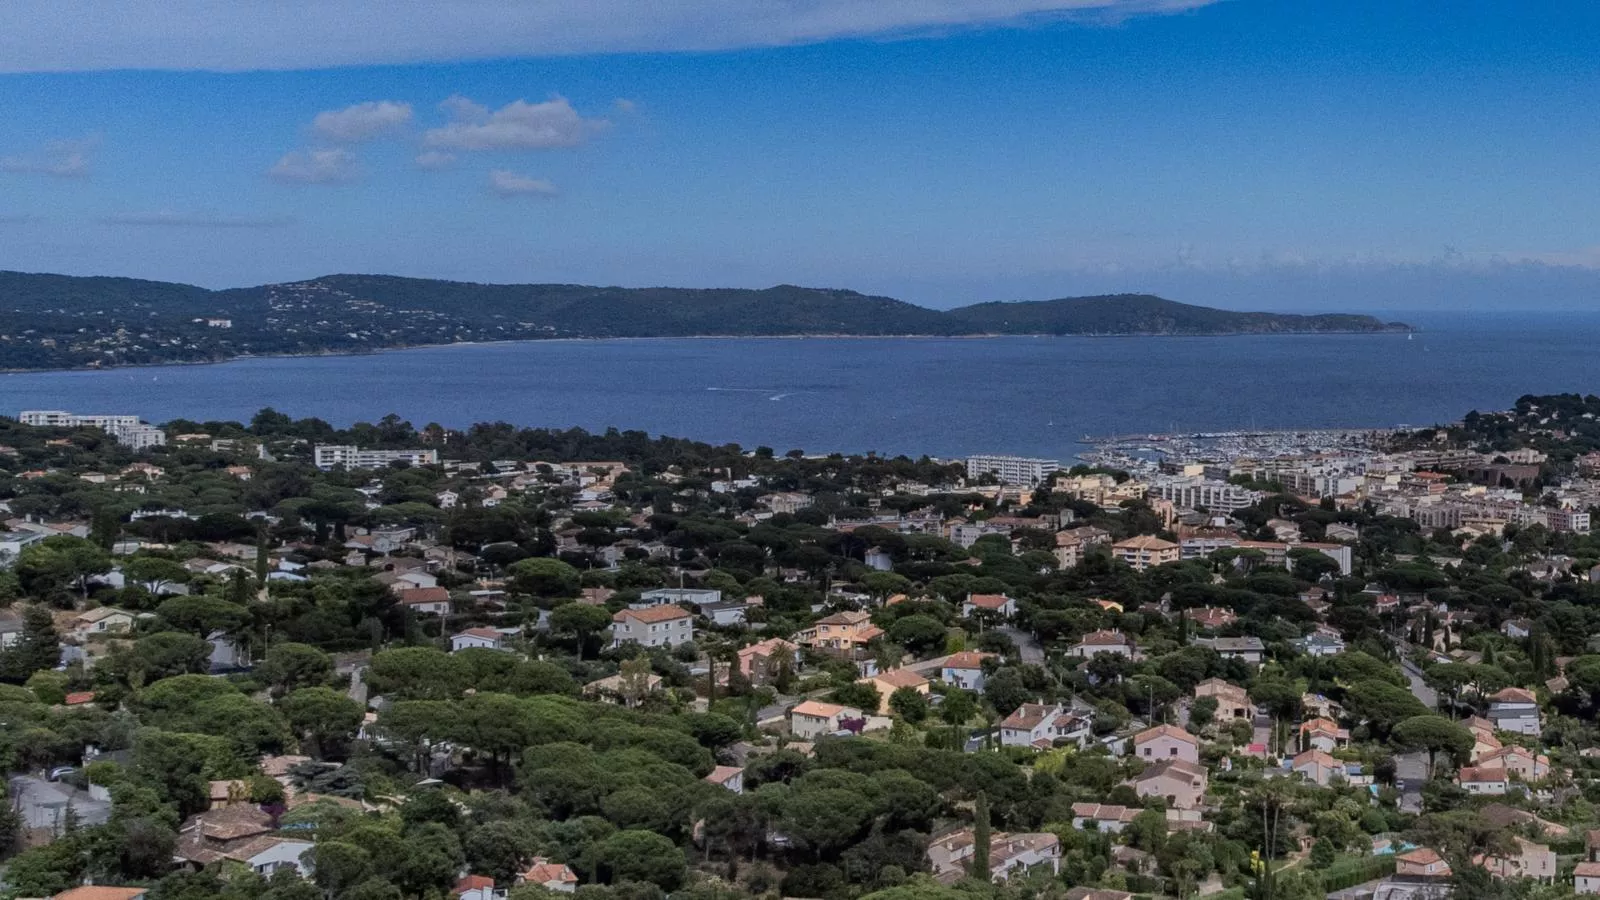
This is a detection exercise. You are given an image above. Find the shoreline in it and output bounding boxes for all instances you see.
[0,327,1414,375]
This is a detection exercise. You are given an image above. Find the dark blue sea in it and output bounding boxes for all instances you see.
[1,312,1594,459]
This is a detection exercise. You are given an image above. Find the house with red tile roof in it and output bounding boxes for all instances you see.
[517,858,578,893]
[939,651,994,691]
[397,587,452,616]
[453,875,500,900]
[962,593,1017,620]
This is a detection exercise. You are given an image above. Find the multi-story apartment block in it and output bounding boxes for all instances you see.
[1112,535,1180,571]
[965,455,1060,486]
[1145,476,1263,514]
[19,411,166,449]
[313,445,439,470]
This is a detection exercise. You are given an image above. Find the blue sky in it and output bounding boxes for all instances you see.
[2,0,1599,310]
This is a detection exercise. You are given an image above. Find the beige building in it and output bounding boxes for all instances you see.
[1477,837,1556,882]
[858,668,930,715]
[1111,535,1180,571]
[1128,759,1207,809]
[1194,678,1252,719]
[1131,724,1200,765]
[790,700,863,738]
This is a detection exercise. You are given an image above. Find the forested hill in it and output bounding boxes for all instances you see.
[0,269,1411,369]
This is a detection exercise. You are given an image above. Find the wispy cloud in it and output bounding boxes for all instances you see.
[488,169,558,198]
[100,210,294,228]
[424,96,608,151]
[413,150,457,171]
[0,136,98,178]
[0,213,42,224]
[312,100,413,142]
[268,148,358,184]
[0,1,1223,72]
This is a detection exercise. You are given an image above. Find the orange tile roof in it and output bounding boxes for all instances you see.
[52,889,148,900]
[942,651,990,669]
[792,700,851,718]
[455,874,496,893]
[1134,724,1199,746]
[614,605,691,624]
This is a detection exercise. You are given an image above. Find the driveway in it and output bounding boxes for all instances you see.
[996,626,1044,664]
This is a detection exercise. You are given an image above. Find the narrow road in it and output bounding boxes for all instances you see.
[997,626,1044,664]
[1395,653,1436,811]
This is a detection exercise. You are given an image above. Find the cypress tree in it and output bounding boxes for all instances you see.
[970,790,991,879]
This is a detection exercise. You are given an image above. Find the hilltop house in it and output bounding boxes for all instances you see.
[1128,759,1207,810]
[1291,750,1343,787]
[611,606,694,649]
[1487,687,1541,736]
[1069,630,1137,659]
[1194,679,1252,719]
[962,593,1017,621]
[999,703,1092,750]
[858,668,930,715]
[1131,724,1200,765]
[791,610,883,659]
[940,651,992,692]
[927,828,1061,884]
[736,637,800,686]
[790,700,864,739]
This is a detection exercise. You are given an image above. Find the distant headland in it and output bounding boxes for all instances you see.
[0,269,1412,371]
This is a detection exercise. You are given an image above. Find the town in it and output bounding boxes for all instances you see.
[3,393,1600,900]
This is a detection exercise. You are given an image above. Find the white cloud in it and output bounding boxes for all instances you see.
[488,169,558,198]
[0,1,1223,72]
[425,96,607,151]
[268,148,358,184]
[311,100,413,142]
[101,210,294,228]
[0,136,98,178]
[414,150,457,170]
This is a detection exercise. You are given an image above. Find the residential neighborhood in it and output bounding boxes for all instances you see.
[2,398,1600,900]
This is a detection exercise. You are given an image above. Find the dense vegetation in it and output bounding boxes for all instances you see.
[1,401,1596,900]
[0,270,1411,370]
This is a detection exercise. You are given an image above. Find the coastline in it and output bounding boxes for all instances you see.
[0,327,1414,375]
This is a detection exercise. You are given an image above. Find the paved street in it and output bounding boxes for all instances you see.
[997,626,1045,664]
[1395,652,1436,811]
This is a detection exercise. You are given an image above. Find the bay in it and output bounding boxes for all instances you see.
[0,311,1595,460]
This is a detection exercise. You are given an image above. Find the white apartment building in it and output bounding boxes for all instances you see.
[1277,469,1361,498]
[113,424,167,450]
[19,411,141,429]
[1145,476,1263,514]
[966,455,1060,485]
[313,445,440,470]
[19,411,166,449]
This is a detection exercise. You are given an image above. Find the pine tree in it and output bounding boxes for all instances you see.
[0,606,60,684]
[969,790,991,880]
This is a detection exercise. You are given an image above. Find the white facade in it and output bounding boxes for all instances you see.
[1146,476,1263,514]
[19,411,141,429]
[313,445,439,470]
[966,455,1060,485]
[113,424,167,449]
[18,411,165,448]
[611,608,694,648]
